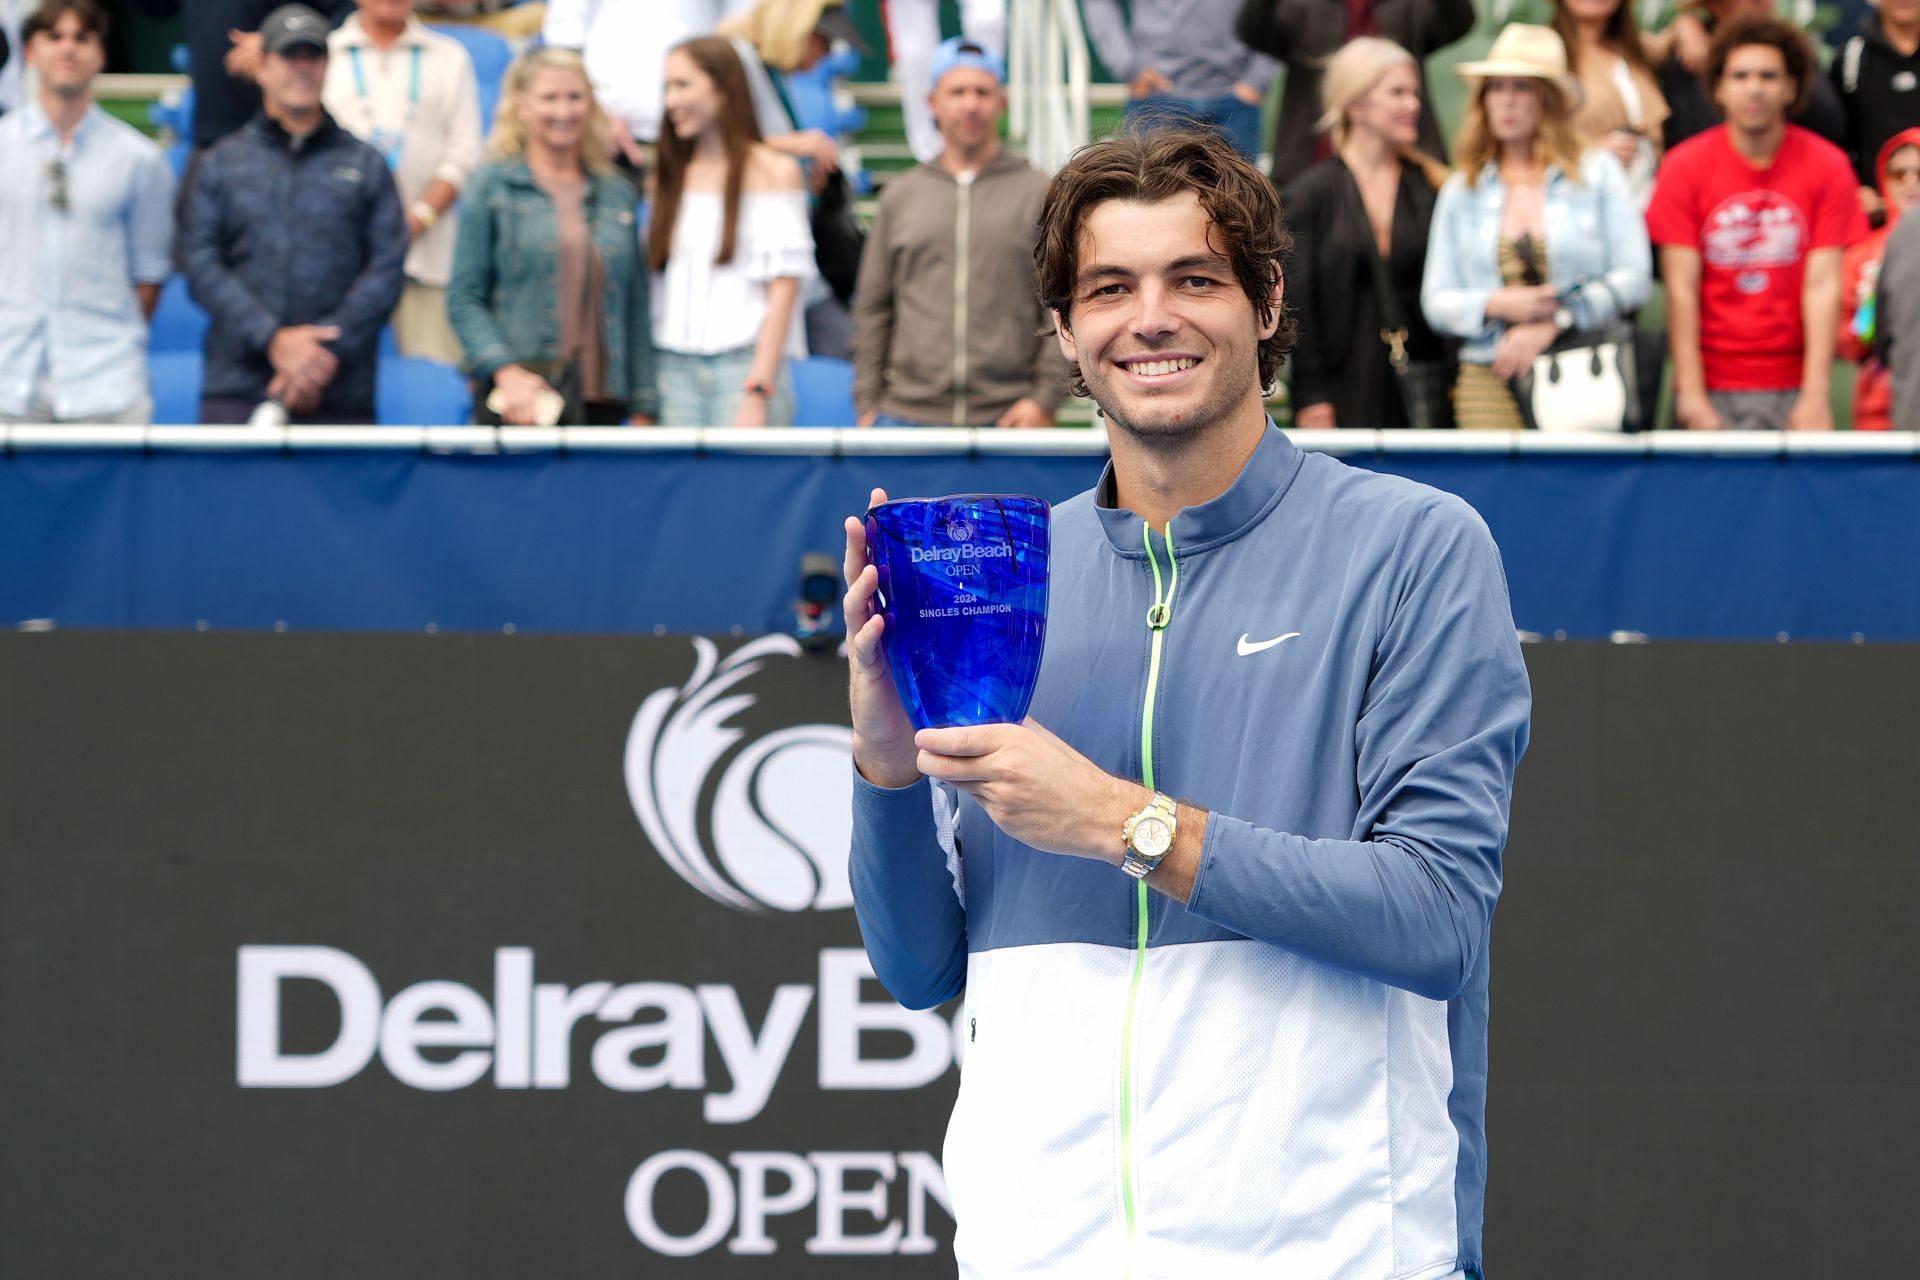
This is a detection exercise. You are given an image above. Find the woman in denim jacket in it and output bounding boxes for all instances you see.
[448,48,658,425]
[1421,24,1650,428]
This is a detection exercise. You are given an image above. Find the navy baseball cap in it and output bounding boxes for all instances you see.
[260,4,329,56]
[929,36,1006,88]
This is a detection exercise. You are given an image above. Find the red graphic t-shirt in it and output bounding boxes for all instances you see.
[1646,125,1868,390]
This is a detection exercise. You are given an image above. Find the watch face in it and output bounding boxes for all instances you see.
[1133,816,1173,859]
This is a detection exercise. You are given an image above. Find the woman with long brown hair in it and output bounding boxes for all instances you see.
[1551,0,1672,204]
[649,36,816,427]
[1421,24,1650,429]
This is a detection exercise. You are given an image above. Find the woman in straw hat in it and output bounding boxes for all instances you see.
[1285,37,1454,429]
[1420,23,1651,429]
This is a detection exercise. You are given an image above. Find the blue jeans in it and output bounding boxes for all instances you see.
[872,411,991,427]
[656,346,795,427]
[1125,95,1262,161]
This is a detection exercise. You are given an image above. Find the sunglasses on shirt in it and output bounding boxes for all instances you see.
[47,158,68,213]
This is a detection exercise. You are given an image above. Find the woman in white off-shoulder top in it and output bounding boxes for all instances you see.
[648,36,818,427]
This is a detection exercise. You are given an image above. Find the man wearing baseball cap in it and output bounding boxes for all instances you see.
[179,2,407,424]
[849,37,1067,428]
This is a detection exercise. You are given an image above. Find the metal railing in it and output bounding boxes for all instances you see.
[4,425,1918,457]
[1006,0,1093,173]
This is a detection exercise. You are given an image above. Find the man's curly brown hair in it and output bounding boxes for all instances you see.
[1703,14,1816,118]
[1033,125,1297,399]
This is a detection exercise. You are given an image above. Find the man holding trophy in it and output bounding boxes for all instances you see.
[843,126,1531,1278]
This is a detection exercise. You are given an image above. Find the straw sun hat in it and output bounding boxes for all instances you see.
[1455,24,1580,99]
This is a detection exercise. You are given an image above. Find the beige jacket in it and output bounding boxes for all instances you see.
[850,149,1069,425]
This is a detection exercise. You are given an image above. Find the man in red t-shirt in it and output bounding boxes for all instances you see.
[1647,15,1869,429]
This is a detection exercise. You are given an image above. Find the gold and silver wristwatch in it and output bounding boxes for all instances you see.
[1120,792,1178,879]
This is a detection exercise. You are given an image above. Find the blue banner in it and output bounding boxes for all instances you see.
[4,433,1916,640]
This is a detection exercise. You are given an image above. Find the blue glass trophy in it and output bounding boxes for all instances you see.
[864,495,1050,730]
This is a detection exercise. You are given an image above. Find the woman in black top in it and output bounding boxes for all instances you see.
[1284,37,1453,429]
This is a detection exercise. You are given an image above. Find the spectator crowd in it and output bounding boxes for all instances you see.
[2,0,1919,430]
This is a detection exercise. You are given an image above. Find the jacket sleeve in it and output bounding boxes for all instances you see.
[1235,0,1295,61]
[180,151,283,353]
[1238,48,1281,94]
[1423,0,1477,52]
[1081,0,1141,85]
[1839,243,1870,363]
[434,49,484,191]
[849,773,969,1010]
[1569,153,1652,330]
[1185,496,1531,1001]
[1027,317,1070,413]
[1420,178,1493,341]
[848,191,895,416]
[1281,180,1331,408]
[626,242,659,419]
[446,168,516,380]
[319,159,408,339]
[127,145,178,285]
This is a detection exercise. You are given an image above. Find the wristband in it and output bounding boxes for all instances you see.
[409,201,439,229]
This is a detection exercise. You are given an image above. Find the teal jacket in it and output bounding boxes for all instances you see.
[447,158,658,417]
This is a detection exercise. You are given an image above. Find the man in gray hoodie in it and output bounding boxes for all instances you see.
[849,37,1067,429]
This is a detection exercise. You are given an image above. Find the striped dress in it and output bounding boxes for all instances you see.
[1452,236,1538,430]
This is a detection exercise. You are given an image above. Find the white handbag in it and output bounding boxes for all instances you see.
[1511,278,1641,432]
[1516,327,1639,433]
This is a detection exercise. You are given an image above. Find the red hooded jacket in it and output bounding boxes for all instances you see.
[1840,127,1920,430]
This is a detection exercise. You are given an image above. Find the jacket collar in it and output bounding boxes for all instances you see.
[250,108,343,150]
[915,146,1032,184]
[1092,419,1304,557]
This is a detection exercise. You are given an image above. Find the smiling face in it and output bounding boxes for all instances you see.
[662,48,725,142]
[1054,192,1279,448]
[1713,44,1795,133]
[517,64,593,154]
[1345,62,1422,150]
[26,10,106,100]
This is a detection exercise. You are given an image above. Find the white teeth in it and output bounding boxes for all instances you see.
[1128,358,1197,376]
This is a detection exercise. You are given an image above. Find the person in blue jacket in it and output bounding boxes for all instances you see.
[842,125,1531,1278]
[179,3,405,423]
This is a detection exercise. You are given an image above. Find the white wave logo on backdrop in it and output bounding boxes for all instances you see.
[624,636,854,913]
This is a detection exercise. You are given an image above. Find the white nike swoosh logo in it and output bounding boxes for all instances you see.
[1236,632,1301,656]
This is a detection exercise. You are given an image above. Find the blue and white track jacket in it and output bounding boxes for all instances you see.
[851,424,1532,1279]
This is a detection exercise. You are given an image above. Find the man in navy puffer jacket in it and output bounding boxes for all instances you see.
[179,4,404,423]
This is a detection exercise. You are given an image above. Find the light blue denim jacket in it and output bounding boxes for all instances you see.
[1421,149,1651,366]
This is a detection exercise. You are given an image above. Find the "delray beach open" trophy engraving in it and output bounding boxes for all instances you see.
[864,495,1050,729]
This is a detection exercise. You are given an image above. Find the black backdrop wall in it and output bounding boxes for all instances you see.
[1,634,1912,1276]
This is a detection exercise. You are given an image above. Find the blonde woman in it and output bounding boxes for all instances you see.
[1285,37,1452,429]
[719,0,868,188]
[1420,24,1650,429]
[447,48,657,425]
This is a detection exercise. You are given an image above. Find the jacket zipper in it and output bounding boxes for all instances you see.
[952,172,974,427]
[1120,520,1179,1275]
